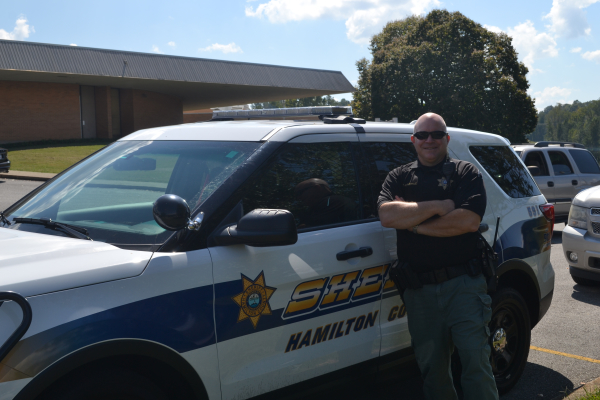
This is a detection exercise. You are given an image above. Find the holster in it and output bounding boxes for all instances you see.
[388,260,423,302]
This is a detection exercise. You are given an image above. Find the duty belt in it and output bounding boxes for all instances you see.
[416,262,481,285]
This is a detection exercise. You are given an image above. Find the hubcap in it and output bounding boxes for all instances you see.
[492,328,507,352]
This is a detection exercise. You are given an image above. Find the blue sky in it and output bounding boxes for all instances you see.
[1,0,599,111]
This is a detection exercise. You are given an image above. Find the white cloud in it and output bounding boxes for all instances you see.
[245,0,441,44]
[0,16,34,40]
[533,86,573,109]
[543,0,600,39]
[70,43,77,46]
[582,50,600,63]
[199,42,243,53]
[151,45,163,54]
[168,41,176,47]
[507,21,558,70]
[484,24,504,34]
[570,47,582,53]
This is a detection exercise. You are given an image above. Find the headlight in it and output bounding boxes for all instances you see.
[568,205,588,229]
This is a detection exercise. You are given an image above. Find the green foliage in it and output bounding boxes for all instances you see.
[251,95,350,109]
[352,9,537,143]
[535,99,600,151]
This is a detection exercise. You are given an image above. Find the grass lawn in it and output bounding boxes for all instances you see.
[3,140,112,173]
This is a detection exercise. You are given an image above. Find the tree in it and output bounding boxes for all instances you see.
[252,95,350,109]
[352,10,537,143]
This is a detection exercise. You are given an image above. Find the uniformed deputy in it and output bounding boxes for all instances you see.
[378,113,498,400]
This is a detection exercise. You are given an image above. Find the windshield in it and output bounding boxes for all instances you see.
[4,140,260,247]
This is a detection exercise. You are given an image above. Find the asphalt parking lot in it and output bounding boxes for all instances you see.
[2,179,600,399]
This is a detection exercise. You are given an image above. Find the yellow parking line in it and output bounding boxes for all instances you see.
[531,346,600,364]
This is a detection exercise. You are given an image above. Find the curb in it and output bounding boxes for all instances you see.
[552,376,600,400]
[0,170,56,181]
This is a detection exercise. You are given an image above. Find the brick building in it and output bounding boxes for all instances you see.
[0,40,354,144]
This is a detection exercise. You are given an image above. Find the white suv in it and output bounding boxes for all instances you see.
[0,109,555,399]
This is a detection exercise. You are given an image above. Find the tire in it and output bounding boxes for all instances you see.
[38,367,170,400]
[571,273,600,286]
[489,287,531,395]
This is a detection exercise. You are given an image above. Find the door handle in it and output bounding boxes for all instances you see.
[336,246,373,261]
[572,180,578,185]
[547,181,554,187]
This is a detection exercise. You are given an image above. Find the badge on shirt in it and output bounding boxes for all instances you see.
[438,178,453,190]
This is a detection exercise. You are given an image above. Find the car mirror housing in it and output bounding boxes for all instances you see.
[153,194,191,231]
[526,166,541,176]
[214,209,298,247]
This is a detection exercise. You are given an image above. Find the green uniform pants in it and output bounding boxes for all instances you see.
[404,273,499,400]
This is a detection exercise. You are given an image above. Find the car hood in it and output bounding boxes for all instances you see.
[0,228,152,297]
[573,186,600,207]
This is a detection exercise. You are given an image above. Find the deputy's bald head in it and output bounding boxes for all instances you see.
[414,113,447,133]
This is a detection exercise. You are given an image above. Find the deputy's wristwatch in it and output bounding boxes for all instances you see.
[412,224,419,234]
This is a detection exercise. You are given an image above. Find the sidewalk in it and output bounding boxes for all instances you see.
[552,376,600,399]
[0,170,56,181]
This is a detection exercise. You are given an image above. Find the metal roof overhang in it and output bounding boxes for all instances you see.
[0,40,355,111]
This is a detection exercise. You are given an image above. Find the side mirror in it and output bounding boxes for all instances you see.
[153,194,203,231]
[527,166,541,176]
[214,209,298,247]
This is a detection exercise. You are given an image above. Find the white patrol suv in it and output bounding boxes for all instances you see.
[0,107,554,399]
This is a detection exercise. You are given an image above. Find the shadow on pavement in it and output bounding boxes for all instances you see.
[552,229,563,245]
[501,362,574,400]
[572,283,600,305]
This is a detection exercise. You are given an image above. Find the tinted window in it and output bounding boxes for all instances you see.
[524,151,549,176]
[242,142,360,230]
[361,142,417,215]
[569,150,600,174]
[548,151,574,175]
[470,146,541,198]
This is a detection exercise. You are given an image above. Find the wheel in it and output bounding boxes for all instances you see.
[38,367,170,400]
[571,273,600,286]
[489,287,531,394]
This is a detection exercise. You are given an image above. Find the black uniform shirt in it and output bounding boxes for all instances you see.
[377,157,486,273]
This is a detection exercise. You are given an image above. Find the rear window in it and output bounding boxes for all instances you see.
[569,150,600,174]
[470,146,541,198]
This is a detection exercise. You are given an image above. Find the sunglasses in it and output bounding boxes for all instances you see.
[413,131,448,140]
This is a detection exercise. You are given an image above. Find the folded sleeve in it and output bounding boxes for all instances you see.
[377,168,403,209]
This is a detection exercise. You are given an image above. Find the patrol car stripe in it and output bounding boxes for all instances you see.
[498,215,551,262]
[1,285,215,379]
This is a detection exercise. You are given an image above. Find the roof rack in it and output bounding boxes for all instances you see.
[534,141,585,149]
[212,106,353,120]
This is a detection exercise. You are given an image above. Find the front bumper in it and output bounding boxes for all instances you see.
[562,225,600,279]
[0,160,9,172]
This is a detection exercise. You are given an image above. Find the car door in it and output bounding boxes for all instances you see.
[209,134,388,400]
[357,134,416,356]
[567,149,600,192]
[523,150,555,203]
[547,150,578,217]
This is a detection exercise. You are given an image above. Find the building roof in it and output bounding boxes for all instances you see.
[0,40,355,110]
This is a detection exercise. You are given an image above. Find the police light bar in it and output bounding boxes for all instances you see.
[213,106,353,119]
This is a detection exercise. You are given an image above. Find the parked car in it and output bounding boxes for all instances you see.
[562,186,600,285]
[512,141,600,223]
[0,108,554,399]
[0,147,9,172]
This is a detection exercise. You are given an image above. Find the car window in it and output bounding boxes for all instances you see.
[548,151,574,175]
[360,142,417,216]
[569,150,600,174]
[6,141,260,245]
[524,151,550,176]
[242,142,361,230]
[470,146,541,198]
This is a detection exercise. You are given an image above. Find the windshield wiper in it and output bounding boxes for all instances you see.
[13,217,92,241]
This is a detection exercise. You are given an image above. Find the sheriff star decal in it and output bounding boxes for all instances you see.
[232,271,276,329]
